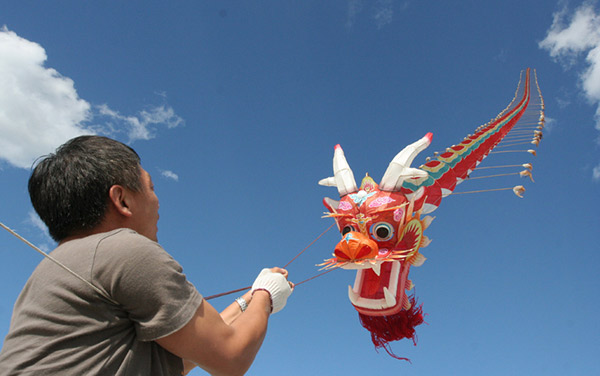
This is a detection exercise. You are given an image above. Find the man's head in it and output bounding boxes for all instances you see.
[29,135,143,242]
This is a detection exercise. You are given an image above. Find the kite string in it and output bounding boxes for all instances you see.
[474,164,528,170]
[205,223,336,300]
[1,219,337,302]
[450,187,516,195]
[293,268,337,286]
[0,221,119,305]
[283,223,335,268]
[203,269,338,301]
[467,172,521,180]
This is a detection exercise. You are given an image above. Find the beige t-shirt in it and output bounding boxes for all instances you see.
[0,229,203,375]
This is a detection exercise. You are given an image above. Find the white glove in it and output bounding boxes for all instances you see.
[251,268,293,314]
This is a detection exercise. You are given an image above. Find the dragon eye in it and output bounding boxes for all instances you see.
[341,225,356,235]
[370,222,394,241]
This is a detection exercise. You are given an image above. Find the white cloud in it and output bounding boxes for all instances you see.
[26,210,54,252]
[539,5,600,61]
[593,163,600,180]
[96,104,183,143]
[346,0,406,30]
[539,4,600,180]
[0,27,184,169]
[160,169,179,182]
[540,4,600,113]
[544,116,557,133]
[494,49,508,63]
[556,96,571,109]
[0,27,91,169]
[346,0,364,29]
[373,0,394,29]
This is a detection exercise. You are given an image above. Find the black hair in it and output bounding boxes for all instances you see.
[28,135,142,242]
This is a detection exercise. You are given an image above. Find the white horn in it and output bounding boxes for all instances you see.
[380,133,432,191]
[318,144,358,197]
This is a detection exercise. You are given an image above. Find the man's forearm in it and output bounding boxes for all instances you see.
[220,290,253,325]
[211,290,271,376]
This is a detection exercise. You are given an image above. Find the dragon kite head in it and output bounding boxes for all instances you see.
[319,133,434,357]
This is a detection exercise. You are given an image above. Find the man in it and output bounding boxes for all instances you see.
[0,135,293,375]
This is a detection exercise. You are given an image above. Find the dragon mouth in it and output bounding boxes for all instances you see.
[320,231,416,316]
[347,260,411,316]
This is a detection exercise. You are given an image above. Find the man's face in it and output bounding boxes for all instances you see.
[128,167,160,241]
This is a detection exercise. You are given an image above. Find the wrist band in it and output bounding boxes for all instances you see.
[235,296,248,312]
[252,288,273,313]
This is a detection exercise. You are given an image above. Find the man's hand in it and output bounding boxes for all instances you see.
[251,267,294,314]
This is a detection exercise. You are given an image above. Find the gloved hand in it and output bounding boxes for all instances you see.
[251,268,293,314]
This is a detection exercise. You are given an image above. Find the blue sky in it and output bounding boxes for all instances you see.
[1,1,599,375]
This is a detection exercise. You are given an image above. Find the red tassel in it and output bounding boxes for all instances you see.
[358,295,424,361]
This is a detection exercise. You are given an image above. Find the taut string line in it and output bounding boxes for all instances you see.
[0,222,119,305]
[205,223,336,300]
[1,220,337,302]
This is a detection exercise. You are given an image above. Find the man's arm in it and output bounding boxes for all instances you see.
[157,268,292,376]
[220,290,253,325]
[157,290,271,376]
[180,290,254,374]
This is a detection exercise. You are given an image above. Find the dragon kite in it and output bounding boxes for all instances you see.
[319,68,544,358]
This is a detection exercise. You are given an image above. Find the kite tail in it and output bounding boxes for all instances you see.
[401,68,542,214]
[358,295,424,361]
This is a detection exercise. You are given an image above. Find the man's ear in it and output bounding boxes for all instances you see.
[108,185,133,217]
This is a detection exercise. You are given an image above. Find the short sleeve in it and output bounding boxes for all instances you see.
[92,230,203,341]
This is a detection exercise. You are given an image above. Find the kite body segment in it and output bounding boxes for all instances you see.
[319,68,544,358]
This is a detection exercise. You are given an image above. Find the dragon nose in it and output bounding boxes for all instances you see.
[334,231,379,262]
